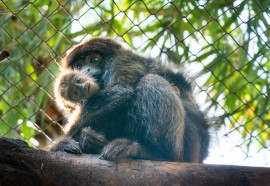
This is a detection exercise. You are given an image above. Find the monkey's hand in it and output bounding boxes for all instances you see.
[100,138,147,161]
[79,127,108,154]
[49,136,82,154]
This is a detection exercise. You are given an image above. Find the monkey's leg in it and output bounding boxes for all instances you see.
[100,138,151,161]
[48,136,82,154]
[79,127,108,154]
[102,74,186,161]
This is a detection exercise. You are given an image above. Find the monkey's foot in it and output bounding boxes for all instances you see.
[50,137,82,154]
[79,127,108,153]
[100,138,143,161]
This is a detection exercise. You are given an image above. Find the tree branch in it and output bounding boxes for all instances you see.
[0,137,269,186]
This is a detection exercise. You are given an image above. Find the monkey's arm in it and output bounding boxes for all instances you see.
[72,84,134,136]
[88,84,134,116]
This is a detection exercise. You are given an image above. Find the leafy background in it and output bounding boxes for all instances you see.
[0,0,269,166]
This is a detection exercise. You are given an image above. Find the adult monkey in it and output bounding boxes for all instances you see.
[51,37,210,162]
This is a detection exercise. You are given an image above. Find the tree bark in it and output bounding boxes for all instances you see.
[0,137,269,186]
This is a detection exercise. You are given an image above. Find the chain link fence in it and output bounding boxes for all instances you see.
[0,0,269,167]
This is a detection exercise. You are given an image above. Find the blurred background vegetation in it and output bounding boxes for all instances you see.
[0,0,269,166]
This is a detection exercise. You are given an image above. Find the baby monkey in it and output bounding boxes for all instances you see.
[55,70,99,106]
[53,70,108,154]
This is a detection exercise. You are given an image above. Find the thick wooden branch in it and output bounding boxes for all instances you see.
[0,137,269,186]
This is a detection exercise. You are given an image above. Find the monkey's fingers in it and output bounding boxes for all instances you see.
[49,137,82,154]
[64,145,82,154]
[62,138,82,154]
[101,138,138,161]
[58,137,82,154]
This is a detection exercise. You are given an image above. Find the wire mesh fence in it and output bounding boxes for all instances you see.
[0,0,269,167]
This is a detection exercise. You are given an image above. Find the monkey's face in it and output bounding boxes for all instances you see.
[63,38,122,79]
[56,71,100,103]
[70,53,103,78]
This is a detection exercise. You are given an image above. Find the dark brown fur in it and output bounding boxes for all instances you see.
[51,37,210,162]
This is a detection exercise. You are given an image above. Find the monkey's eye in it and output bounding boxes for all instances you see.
[73,64,82,70]
[85,53,102,64]
[73,90,78,96]
[75,77,81,83]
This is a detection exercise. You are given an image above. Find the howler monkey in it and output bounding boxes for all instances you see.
[51,37,210,162]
